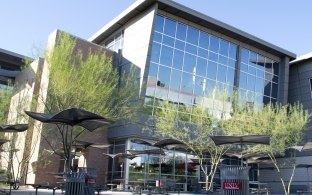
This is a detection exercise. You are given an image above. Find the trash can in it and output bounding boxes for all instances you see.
[220,165,250,195]
[81,168,97,195]
[65,172,86,195]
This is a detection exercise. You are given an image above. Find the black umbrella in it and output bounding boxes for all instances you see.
[210,135,270,166]
[25,108,113,131]
[25,108,113,171]
[0,124,29,132]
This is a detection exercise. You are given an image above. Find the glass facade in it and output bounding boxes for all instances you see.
[103,30,124,52]
[146,15,280,116]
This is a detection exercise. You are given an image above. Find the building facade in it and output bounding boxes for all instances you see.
[88,0,297,193]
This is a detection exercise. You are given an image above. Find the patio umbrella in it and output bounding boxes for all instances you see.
[25,108,113,131]
[210,135,270,165]
[0,124,29,132]
[25,108,113,171]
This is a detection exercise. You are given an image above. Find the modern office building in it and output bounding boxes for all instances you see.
[87,0,297,193]
[4,0,312,194]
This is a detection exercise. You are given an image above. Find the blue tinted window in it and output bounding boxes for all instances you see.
[176,23,187,40]
[209,36,219,52]
[219,39,229,56]
[148,62,158,77]
[256,69,264,79]
[155,15,164,32]
[185,43,197,55]
[249,52,257,65]
[196,57,207,77]
[194,76,206,96]
[199,32,209,49]
[206,79,215,95]
[151,43,161,63]
[198,48,208,58]
[187,27,199,45]
[272,75,278,83]
[153,32,162,43]
[170,69,182,91]
[175,40,185,50]
[164,18,176,37]
[228,59,236,68]
[172,49,184,70]
[181,72,193,94]
[163,35,174,47]
[158,65,171,88]
[208,52,218,62]
[248,65,256,76]
[255,78,264,93]
[265,58,273,73]
[184,53,196,73]
[219,55,228,65]
[160,46,173,66]
[239,72,247,89]
[227,68,235,86]
[207,61,217,79]
[247,75,255,92]
[240,63,248,72]
[241,48,249,64]
[217,65,227,83]
[229,43,237,59]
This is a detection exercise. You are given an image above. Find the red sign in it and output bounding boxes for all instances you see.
[85,178,96,184]
[223,182,241,190]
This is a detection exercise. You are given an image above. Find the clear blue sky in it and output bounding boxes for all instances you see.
[1,0,312,58]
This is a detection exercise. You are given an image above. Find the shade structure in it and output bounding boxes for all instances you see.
[25,108,113,131]
[0,124,28,132]
[153,138,187,150]
[127,149,165,155]
[210,135,270,146]
[103,153,137,160]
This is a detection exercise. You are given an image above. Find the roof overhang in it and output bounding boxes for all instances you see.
[289,52,312,65]
[0,48,31,71]
[89,0,296,60]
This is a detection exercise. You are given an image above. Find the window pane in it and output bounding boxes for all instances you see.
[194,76,206,97]
[264,80,271,96]
[219,39,229,56]
[185,43,197,55]
[228,59,236,68]
[158,65,171,88]
[227,68,235,86]
[160,46,173,66]
[184,53,196,73]
[229,43,237,59]
[240,63,248,72]
[155,15,164,32]
[151,43,161,63]
[208,52,218,62]
[199,32,209,49]
[209,35,219,52]
[153,32,162,43]
[186,27,199,45]
[146,63,158,96]
[169,70,182,101]
[175,40,185,51]
[163,35,174,47]
[273,62,279,75]
[217,65,227,83]
[219,55,228,65]
[265,58,273,73]
[181,72,194,98]
[196,57,207,77]
[271,83,278,98]
[207,61,217,80]
[248,65,256,76]
[255,78,264,94]
[176,23,187,40]
[206,79,215,96]
[148,62,158,77]
[239,72,247,89]
[241,48,249,64]
[247,75,255,92]
[198,48,208,58]
[172,49,184,70]
[164,18,176,37]
[256,69,265,79]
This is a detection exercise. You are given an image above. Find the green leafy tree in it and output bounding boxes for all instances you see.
[150,94,230,193]
[221,102,310,195]
[35,32,140,171]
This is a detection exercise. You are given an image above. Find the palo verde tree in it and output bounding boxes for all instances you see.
[221,102,310,195]
[149,88,232,193]
[33,32,140,172]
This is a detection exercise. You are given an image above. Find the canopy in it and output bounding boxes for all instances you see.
[210,135,270,146]
[103,153,137,160]
[25,108,113,131]
[127,149,165,155]
[0,124,28,132]
[153,138,186,150]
